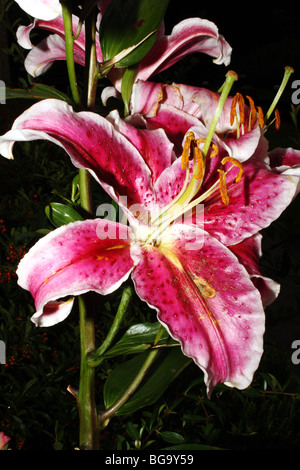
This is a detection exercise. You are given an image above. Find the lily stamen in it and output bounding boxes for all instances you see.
[181,130,195,170]
[218,169,229,205]
[230,92,245,138]
[221,156,243,182]
[246,95,257,131]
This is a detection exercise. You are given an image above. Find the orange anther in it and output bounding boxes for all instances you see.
[210,143,219,159]
[246,95,257,130]
[221,156,243,182]
[230,93,245,126]
[217,169,229,205]
[275,109,281,131]
[181,131,195,170]
[193,144,204,180]
[257,106,265,128]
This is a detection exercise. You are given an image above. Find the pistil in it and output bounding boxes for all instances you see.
[265,66,294,123]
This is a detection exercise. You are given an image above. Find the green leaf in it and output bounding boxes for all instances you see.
[121,64,139,115]
[103,347,191,415]
[103,322,173,358]
[99,0,169,68]
[45,202,84,227]
[159,431,185,444]
[4,84,72,103]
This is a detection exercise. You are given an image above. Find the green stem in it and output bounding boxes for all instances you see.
[60,0,81,107]
[77,295,99,450]
[79,168,93,216]
[84,8,99,110]
[88,285,133,368]
[61,1,97,449]
[99,349,159,426]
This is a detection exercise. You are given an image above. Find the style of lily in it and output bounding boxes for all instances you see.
[1,72,300,396]
[15,0,232,87]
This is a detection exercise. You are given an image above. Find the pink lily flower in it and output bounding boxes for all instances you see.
[15,0,232,86]
[0,98,299,395]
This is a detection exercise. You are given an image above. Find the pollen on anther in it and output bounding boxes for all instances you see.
[221,156,243,182]
[181,131,195,170]
[193,144,204,180]
[246,95,257,130]
[210,143,219,159]
[257,106,265,128]
[275,109,281,131]
[218,169,229,205]
[230,93,245,126]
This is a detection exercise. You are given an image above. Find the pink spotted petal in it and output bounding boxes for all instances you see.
[24,34,86,77]
[131,224,265,396]
[17,219,133,327]
[130,81,164,117]
[138,104,203,155]
[15,0,62,20]
[268,147,300,176]
[0,99,155,209]
[203,152,300,246]
[153,156,193,208]
[131,81,262,161]
[136,18,232,82]
[107,110,175,182]
[17,15,103,77]
[229,234,280,307]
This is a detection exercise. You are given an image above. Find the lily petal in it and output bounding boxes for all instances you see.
[16,15,103,77]
[23,34,86,77]
[0,99,155,209]
[203,151,300,245]
[131,224,265,396]
[136,18,232,82]
[130,80,262,161]
[107,110,175,182]
[268,147,300,176]
[17,219,133,327]
[229,234,280,307]
[15,0,62,20]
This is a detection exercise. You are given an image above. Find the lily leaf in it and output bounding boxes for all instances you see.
[102,322,173,358]
[45,202,84,227]
[3,84,72,103]
[99,0,169,68]
[103,347,191,415]
[121,64,139,115]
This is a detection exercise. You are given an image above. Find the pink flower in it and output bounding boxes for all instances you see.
[15,1,231,86]
[0,98,299,395]
[0,432,11,450]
